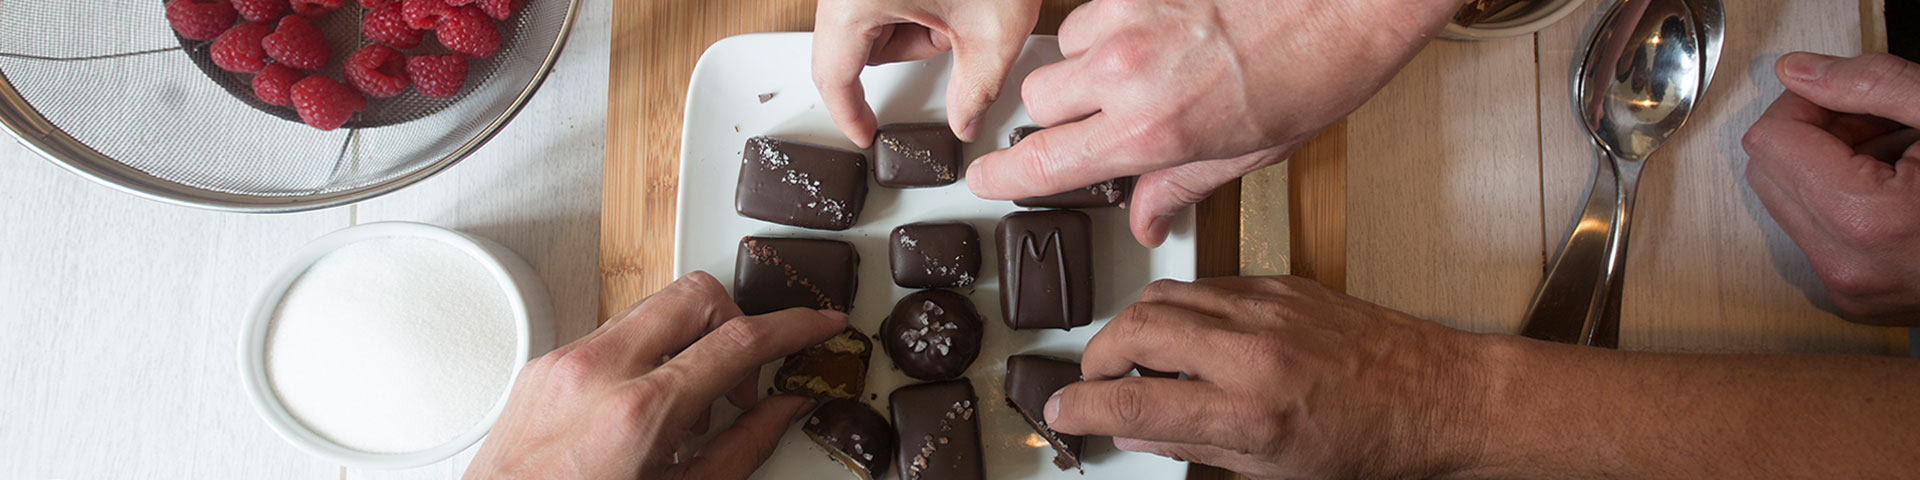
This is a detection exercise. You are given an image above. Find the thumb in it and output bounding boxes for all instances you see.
[1128,152,1282,248]
[944,34,1024,143]
[677,395,815,480]
[1777,52,1920,127]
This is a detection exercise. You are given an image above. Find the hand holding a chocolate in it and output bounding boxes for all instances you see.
[812,0,1044,147]
[1742,52,1920,325]
[1042,276,1500,479]
[466,273,847,480]
[964,0,1462,247]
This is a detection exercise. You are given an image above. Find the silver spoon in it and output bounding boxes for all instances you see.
[1520,0,1705,345]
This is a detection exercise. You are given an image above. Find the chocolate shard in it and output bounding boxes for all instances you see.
[804,398,896,480]
[995,210,1094,330]
[890,379,983,480]
[889,222,981,288]
[875,123,963,188]
[1007,126,1133,208]
[735,136,869,230]
[880,290,984,381]
[733,236,859,315]
[1004,355,1086,471]
[776,328,873,401]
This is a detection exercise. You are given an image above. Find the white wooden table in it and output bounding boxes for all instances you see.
[0,0,609,475]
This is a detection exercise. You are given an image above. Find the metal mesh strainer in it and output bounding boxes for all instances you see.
[0,0,579,212]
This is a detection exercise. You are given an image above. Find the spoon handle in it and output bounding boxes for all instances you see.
[1591,158,1646,348]
[1520,156,1619,344]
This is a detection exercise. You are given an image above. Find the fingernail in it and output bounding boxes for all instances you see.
[1044,390,1062,424]
[958,117,981,142]
[817,309,848,323]
[792,398,819,423]
[1144,214,1176,248]
[1781,52,1836,81]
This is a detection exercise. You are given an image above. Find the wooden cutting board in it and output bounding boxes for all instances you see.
[602,1,1273,478]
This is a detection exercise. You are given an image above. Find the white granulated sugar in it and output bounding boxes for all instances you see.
[266,237,516,454]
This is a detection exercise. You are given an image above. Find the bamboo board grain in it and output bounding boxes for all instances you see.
[603,1,1249,478]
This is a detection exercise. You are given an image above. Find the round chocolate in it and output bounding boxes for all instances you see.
[880,290,984,381]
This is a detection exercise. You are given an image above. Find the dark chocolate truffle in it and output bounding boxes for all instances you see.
[1004,355,1086,470]
[804,398,896,480]
[735,136,869,230]
[889,222,981,288]
[890,379,983,480]
[776,328,873,401]
[874,123,963,187]
[880,290,984,381]
[1006,126,1133,208]
[733,236,859,315]
[995,210,1094,330]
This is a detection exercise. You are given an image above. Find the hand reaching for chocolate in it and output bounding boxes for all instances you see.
[1742,52,1920,325]
[964,0,1464,247]
[464,272,847,480]
[1043,276,1500,479]
[812,0,1044,148]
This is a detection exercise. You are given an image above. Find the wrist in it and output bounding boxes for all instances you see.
[1400,328,1513,479]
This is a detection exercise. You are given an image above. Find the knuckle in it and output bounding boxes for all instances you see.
[1141,278,1187,300]
[1107,380,1150,425]
[1814,260,1896,300]
[600,385,666,426]
[1095,41,1150,77]
[548,348,603,391]
[709,318,774,354]
[1022,133,1065,188]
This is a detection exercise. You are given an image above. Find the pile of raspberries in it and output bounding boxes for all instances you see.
[164,0,524,130]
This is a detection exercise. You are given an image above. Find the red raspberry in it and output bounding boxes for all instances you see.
[359,0,398,8]
[165,0,238,41]
[345,45,408,98]
[289,0,343,17]
[252,63,305,106]
[209,21,272,72]
[443,0,477,6]
[405,55,467,98]
[231,0,286,22]
[361,4,424,49]
[290,75,366,131]
[402,0,453,29]
[476,0,523,21]
[434,6,499,58]
[261,16,330,71]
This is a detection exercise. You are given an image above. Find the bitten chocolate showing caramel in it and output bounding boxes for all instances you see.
[891,379,983,480]
[804,398,896,480]
[875,123,963,188]
[889,222,981,288]
[735,136,870,230]
[1007,126,1134,208]
[880,290,984,381]
[1005,355,1086,470]
[734,236,858,315]
[776,328,873,400]
[995,210,1094,330]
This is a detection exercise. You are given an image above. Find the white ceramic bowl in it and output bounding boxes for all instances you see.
[238,221,555,469]
[1441,0,1588,41]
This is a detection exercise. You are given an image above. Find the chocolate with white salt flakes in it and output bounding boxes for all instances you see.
[804,398,896,480]
[1007,126,1134,208]
[875,123,963,188]
[891,379,983,480]
[776,328,873,401]
[880,290,983,381]
[996,210,1094,330]
[735,136,869,230]
[1005,355,1086,470]
[889,222,981,288]
[733,236,858,315]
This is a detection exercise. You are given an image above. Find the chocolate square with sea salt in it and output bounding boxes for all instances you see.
[735,136,869,230]
[889,222,980,288]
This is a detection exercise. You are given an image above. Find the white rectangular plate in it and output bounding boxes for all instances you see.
[673,32,1195,480]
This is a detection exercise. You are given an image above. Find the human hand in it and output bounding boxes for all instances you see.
[812,0,1043,148]
[1042,276,1497,479]
[464,272,847,479]
[1742,52,1920,325]
[965,0,1462,247]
